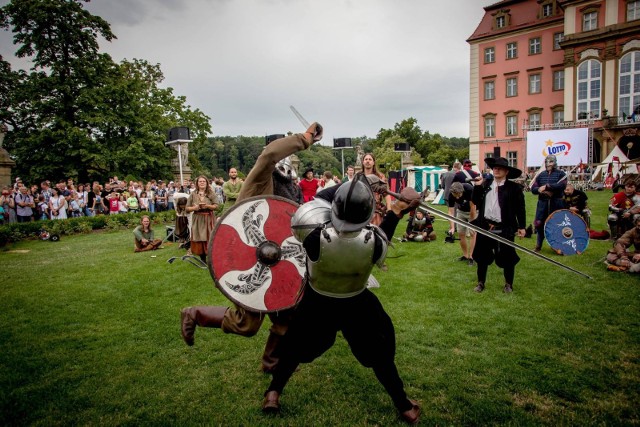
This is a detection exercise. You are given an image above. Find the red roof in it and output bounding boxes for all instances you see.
[468,0,565,42]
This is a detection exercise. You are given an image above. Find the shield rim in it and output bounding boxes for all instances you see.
[543,209,589,255]
[207,195,304,313]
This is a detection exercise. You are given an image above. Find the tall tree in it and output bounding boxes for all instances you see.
[0,0,210,182]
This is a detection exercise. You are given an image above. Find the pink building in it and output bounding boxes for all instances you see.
[468,0,640,172]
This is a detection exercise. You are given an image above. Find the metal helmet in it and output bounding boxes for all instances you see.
[545,154,557,169]
[290,198,332,242]
[276,156,297,179]
[331,178,374,233]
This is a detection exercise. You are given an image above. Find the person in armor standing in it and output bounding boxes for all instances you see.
[180,123,319,373]
[530,154,566,253]
[261,177,422,424]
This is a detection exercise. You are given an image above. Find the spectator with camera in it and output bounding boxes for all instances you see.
[448,182,476,265]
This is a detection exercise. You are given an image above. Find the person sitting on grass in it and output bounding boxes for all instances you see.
[606,215,640,273]
[133,215,163,252]
[402,210,436,242]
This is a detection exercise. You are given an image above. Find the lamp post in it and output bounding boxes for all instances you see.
[166,127,193,185]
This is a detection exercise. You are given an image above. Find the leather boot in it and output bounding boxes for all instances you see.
[262,390,280,413]
[180,306,228,346]
[400,399,421,424]
[261,332,282,373]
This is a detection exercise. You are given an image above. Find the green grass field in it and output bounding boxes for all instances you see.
[1,191,638,426]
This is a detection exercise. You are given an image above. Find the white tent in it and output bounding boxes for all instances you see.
[591,146,636,182]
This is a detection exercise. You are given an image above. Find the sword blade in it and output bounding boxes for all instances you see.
[290,105,310,129]
[413,201,593,279]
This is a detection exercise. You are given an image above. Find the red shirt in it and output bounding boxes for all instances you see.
[299,178,319,203]
[610,192,635,210]
[109,197,120,213]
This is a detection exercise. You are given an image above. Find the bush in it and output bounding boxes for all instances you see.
[0,210,175,246]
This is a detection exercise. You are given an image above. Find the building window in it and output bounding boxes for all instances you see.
[529,74,541,94]
[553,110,564,125]
[577,59,601,120]
[583,11,598,31]
[507,151,518,168]
[506,42,517,59]
[484,117,496,137]
[485,152,494,159]
[542,3,553,17]
[553,70,564,90]
[506,77,518,97]
[553,32,564,50]
[484,47,495,63]
[496,15,506,28]
[484,81,495,100]
[506,115,518,136]
[628,0,640,21]
[618,51,640,117]
[529,37,542,55]
[529,112,541,129]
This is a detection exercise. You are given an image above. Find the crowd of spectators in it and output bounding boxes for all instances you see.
[0,167,355,225]
[0,175,230,225]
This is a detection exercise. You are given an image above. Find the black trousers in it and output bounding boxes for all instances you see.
[472,229,519,284]
[267,285,412,412]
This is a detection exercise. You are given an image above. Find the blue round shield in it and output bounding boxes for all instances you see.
[544,209,589,256]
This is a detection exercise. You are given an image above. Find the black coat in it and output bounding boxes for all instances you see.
[471,180,526,235]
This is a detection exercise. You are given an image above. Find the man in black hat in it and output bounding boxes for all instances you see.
[470,157,526,293]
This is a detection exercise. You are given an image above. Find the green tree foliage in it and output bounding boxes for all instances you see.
[374,117,469,169]
[373,135,422,172]
[297,144,342,178]
[0,0,210,183]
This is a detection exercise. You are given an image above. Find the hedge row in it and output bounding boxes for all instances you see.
[0,211,176,247]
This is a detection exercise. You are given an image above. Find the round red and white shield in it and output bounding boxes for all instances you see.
[208,195,306,313]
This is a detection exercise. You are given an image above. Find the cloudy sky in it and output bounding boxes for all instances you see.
[1,0,494,145]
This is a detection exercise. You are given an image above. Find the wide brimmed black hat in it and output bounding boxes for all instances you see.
[484,157,522,179]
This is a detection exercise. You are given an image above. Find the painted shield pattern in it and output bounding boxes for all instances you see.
[544,209,589,256]
[208,195,306,313]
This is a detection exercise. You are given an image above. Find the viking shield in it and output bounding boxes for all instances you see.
[544,209,589,256]
[208,195,306,313]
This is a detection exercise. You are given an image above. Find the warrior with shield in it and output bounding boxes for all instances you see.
[531,154,567,253]
[180,123,320,373]
[261,177,422,424]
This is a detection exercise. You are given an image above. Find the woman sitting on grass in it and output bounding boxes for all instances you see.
[133,215,163,252]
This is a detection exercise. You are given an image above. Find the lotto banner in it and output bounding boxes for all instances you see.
[526,128,589,167]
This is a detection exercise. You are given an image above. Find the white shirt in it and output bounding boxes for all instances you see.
[483,179,505,223]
